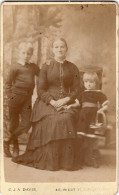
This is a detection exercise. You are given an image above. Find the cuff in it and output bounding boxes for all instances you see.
[46,96,53,104]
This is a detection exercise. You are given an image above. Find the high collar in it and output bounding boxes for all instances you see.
[54,58,66,64]
[54,57,66,64]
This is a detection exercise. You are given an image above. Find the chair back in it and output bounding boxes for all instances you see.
[79,65,103,90]
[90,111,107,136]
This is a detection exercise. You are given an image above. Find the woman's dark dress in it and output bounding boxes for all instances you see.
[13,60,82,170]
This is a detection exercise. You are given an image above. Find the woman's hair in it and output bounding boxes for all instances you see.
[83,72,100,88]
[51,38,68,50]
[47,37,68,60]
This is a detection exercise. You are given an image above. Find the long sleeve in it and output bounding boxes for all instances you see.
[37,64,53,104]
[77,92,83,104]
[68,64,80,103]
[33,63,40,76]
[99,92,108,107]
[5,66,17,97]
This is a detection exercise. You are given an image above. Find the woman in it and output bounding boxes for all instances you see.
[13,38,82,171]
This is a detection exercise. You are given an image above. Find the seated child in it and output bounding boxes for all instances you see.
[67,71,108,134]
[66,71,109,167]
[4,42,40,158]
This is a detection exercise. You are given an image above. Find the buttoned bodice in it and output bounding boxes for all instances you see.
[37,60,80,103]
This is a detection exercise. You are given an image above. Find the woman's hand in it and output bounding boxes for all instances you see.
[50,100,57,108]
[50,97,70,109]
[54,97,70,108]
[50,99,63,109]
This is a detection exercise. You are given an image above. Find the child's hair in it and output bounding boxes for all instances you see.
[83,72,100,89]
[18,42,33,52]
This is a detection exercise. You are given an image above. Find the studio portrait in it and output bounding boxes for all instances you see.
[2,3,117,189]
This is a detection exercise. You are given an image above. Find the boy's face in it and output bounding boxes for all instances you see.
[84,80,96,90]
[19,48,33,64]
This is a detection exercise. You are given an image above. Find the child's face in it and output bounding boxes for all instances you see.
[18,48,33,64]
[84,79,96,90]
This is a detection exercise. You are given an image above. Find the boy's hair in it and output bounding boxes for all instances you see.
[18,42,33,52]
[83,72,100,88]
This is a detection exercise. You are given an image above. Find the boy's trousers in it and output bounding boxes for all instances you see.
[8,93,32,142]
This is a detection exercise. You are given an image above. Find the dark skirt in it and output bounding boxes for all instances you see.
[77,107,97,134]
[13,101,82,171]
[13,138,82,171]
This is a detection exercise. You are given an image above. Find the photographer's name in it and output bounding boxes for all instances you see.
[8,188,37,192]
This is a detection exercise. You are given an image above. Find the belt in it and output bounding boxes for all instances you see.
[82,102,98,108]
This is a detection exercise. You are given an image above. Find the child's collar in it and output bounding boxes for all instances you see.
[17,60,30,66]
[17,60,26,66]
[84,90,102,92]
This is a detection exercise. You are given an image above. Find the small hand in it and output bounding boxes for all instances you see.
[65,105,72,110]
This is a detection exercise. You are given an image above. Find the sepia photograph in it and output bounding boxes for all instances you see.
[1,2,118,195]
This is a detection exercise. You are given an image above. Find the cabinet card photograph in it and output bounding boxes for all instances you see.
[1,2,118,195]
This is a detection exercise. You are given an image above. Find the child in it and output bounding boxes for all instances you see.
[67,72,109,167]
[4,42,40,158]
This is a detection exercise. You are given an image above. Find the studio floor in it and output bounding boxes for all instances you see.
[4,145,116,183]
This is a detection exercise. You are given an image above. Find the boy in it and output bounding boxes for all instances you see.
[4,42,40,158]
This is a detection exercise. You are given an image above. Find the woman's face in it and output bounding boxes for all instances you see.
[52,40,67,59]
